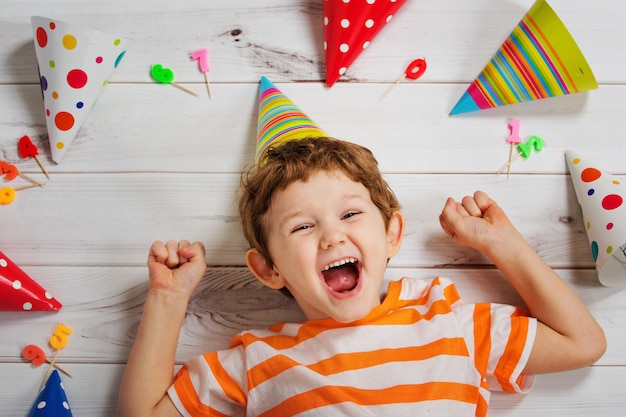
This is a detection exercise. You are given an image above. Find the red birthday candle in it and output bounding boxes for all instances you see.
[18,135,50,179]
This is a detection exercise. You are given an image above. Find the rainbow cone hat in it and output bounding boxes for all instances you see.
[450,0,597,115]
[32,16,130,163]
[256,76,327,159]
[566,151,626,287]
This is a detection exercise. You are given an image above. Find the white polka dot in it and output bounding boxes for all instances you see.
[386,15,393,23]
[342,0,350,3]
[341,19,350,28]
[37,401,46,409]
[339,43,349,53]
[45,291,53,299]
[367,0,375,3]
[339,67,347,75]
[63,401,70,410]
[0,258,7,267]
[323,41,327,50]
[324,16,328,26]
[23,302,32,311]
[365,19,374,28]
[13,280,22,290]
[363,41,370,49]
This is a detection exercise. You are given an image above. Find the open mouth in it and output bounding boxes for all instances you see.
[322,258,360,293]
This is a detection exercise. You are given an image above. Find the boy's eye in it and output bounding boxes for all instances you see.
[342,211,360,220]
[292,224,311,233]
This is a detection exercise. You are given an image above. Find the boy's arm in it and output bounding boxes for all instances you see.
[118,240,207,417]
[439,191,606,374]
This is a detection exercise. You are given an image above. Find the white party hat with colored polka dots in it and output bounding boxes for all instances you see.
[31,16,131,163]
[566,151,626,287]
[0,250,62,311]
[323,0,407,87]
[27,370,73,416]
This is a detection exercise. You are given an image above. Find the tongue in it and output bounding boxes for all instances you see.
[323,264,358,292]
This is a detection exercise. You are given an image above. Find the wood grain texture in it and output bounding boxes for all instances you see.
[1,0,625,414]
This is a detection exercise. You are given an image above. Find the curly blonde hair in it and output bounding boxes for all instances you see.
[238,137,400,266]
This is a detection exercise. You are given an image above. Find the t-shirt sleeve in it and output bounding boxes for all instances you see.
[167,347,248,417]
[456,302,537,393]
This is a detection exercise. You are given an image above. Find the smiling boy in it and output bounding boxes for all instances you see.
[118,136,606,417]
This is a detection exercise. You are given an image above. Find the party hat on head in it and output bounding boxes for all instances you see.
[27,370,73,417]
[324,0,407,87]
[450,0,597,115]
[566,151,626,287]
[256,76,327,159]
[0,250,62,311]
[31,16,131,163]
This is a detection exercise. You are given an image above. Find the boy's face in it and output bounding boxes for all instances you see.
[258,169,403,323]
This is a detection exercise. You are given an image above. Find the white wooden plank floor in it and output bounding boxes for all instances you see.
[1,0,625,415]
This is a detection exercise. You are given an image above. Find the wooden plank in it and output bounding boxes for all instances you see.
[0,267,623,366]
[1,173,616,268]
[1,0,624,84]
[0,361,624,416]
[1,83,625,175]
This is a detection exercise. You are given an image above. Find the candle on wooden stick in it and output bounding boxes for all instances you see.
[150,64,198,97]
[22,344,72,377]
[496,135,546,176]
[505,119,523,179]
[191,48,212,99]
[18,135,50,179]
[40,323,73,391]
[381,58,427,100]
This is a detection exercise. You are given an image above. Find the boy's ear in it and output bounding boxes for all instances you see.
[386,211,405,259]
[246,249,286,290]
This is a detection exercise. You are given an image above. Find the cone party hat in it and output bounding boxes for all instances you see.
[0,250,62,311]
[27,370,73,417]
[31,16,131,163]
[566,151,626,287]
[450,0,597,115]
[324,0,407,87]
[256,76,327,159]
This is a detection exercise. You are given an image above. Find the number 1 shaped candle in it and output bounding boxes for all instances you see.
[505,119,522,179]
[191,49,212,99]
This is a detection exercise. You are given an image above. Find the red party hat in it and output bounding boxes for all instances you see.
[0,250,62,311]
[324,0,407,87]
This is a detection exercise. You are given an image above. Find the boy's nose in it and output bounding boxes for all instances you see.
[320,227,346,249]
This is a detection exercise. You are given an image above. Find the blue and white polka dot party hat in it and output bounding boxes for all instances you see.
[27,370,73,417]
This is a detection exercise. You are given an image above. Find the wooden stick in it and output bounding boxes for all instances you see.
[46,358,72,378]
[40,349,59,391]
[505,146,512,179]
[496,152,521,176]
[203,72,212,99]
[19,172,43,186]
[34,156,50,180]
[170,82,199,97]
[381,74,405,100]
[14,183,43,191]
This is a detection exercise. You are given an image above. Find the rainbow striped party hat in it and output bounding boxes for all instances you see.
[450,0,597,115]
[256,76,327,159]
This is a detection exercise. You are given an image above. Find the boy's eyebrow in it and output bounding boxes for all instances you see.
[280,193,369,222]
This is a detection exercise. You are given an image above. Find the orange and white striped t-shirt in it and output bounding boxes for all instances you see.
[168,277,536,417]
